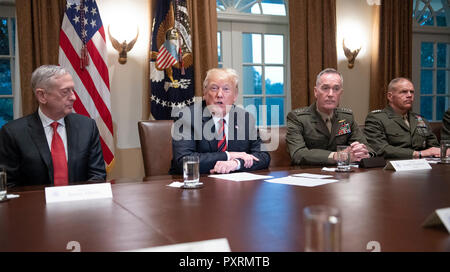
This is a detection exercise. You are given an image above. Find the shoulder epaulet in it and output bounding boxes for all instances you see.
[370,109,383,114]
[293,107,310,115]
[337,107,353,114]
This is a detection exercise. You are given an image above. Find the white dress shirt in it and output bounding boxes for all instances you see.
[38,108,68,160]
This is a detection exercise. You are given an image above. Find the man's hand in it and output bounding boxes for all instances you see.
[210,160,239,174]
[349,142,370,162]
[227,152,259,168]
[420,147,441,158]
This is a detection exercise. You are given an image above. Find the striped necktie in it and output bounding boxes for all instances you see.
[217,119,227,152]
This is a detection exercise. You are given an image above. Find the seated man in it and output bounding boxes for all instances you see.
[0,65,106,187]
[170,68,270,174]
[364,77,440,159]
[442,108,450,141]
[286,68,373,165]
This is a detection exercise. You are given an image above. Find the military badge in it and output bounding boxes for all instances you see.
[337,122,351,136]
[416,115,427,128]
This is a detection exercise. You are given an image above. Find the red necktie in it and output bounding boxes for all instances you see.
[218,119,227,152]
[50,122,68,186]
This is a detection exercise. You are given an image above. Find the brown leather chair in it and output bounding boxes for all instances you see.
[138,120,174,179]
[430,122,442,142]
[259,127,291,168]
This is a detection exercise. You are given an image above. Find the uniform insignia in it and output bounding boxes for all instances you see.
[337,122,351,136]
[371,109,382,113]
[416,115,427,128]
[294,107,309,114]
[338,119,346,123]
[338,107,353,114]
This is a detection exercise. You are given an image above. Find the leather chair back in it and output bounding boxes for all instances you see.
[259,126,291,167]
[138,120,173,179]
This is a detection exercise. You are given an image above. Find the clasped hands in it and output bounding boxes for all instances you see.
[210,152,259,174]
[333,141,370,162]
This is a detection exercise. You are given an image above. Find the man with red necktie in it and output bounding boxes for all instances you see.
[170,68,270,174]
[0,65,106,187]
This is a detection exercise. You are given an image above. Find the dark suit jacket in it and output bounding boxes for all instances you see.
[0,112,106,187]
[170,102,270,174]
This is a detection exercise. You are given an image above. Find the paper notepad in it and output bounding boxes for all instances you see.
[265,176,339,187]
[126,238,231,252]
[209,172,273,182]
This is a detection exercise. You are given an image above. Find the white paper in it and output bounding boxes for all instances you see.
[45,183,113,203]
[436,208,450,233]
[126,238,231,252]
[167,182,184,188]
[265,176,339,187]
[425,158,441,164]
[384,159,432,171]
[292,173,334,179]
[209,172,273,182]
[6,194,20,199]
[322,167,337,172]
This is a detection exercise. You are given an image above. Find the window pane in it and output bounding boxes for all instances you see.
[437,43,448,68]
[436,9,447,27]
[11,18,15,56]
[0,18,10,55]
[243,33,261,63]
[419,10,434,26]
[0,59,12,95]
[243,97,263,126]
[243,66,262,95]
[267,97,284,126]
[0,98,13,128]
[420,69,433,94]
[436,96,449,121]
[217,32,222,63]
[264,34,283,64]
[421,42,434,68]
[261,0,286,16]
[436,70,448,94]
[265,66,284,95]
[420,96,433,120]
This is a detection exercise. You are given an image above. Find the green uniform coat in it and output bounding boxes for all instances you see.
[364,105,439,159]
[286,103,372,165]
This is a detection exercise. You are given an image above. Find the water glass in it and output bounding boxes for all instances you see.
[304,205,341,252]
[0,169,7,202]
[183,155,200,187]
[440,140,450,164]
[336,145,351,172]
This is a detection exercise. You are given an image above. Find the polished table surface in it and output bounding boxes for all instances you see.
[1,164,450,252]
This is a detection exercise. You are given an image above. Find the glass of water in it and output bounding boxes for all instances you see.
[336,145,351,172]
[183,155,200,188]
[303,205,342,252]
[440,140,450,164]
[0,169,7,202]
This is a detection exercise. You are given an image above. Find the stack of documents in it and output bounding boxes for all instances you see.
[265,173,339,187]
[209,172,273,182]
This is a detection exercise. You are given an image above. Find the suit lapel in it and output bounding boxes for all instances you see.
[409,112,418,136]
[202,105,217,152]
[310,104,330,138]
[329,112,339,145]
[28,112,53,183]
[386,106,409,132]
[227,106,238,151]
[65,114,77,180]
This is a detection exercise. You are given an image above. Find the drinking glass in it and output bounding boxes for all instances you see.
[336,145,351,172]
[304,205,341,252]
[183,155,200,188]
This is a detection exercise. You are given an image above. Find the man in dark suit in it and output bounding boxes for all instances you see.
[0,65,106,187]
[170,68,270,174]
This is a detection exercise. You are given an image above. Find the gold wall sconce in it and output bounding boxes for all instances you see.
[342,38,361,69]
[108,25,139,64]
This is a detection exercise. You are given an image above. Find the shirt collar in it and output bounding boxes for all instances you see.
[212,113,230,126]
[38,107,66,128]
[316,105,333,122]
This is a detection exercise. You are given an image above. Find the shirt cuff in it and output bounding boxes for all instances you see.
[234,159,241,171]
[328,152,336,164]
[225,151,230,161]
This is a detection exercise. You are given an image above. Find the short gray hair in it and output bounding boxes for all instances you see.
[203,68,239,93]
[387,77,412,93]
[315,68,344,87]
[31,65,69,94]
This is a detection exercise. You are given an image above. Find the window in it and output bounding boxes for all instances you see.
[0,5,17,128]
[412,0,450,122]
[217,0,289,127]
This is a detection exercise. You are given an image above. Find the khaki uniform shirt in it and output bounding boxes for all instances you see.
[364,105,439,159]
[286,103,372,165]
[442,108,450,141]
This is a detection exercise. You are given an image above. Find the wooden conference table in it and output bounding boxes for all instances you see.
[1,164,450,252]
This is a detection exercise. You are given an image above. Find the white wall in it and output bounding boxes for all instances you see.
[336,0,375,124]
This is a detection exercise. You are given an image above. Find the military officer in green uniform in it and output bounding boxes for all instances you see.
[442,108,450,141]
[286,68,373,165]
[364,77,440,159]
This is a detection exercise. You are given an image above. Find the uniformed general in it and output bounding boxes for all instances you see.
[286,68,373,165]
[442,108,450,141]
[364,77,440,159]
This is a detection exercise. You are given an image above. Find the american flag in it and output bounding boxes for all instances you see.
[58,0,115,171]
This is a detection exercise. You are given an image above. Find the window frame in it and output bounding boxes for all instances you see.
[0,4,20,126]
[217,8,290,127]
